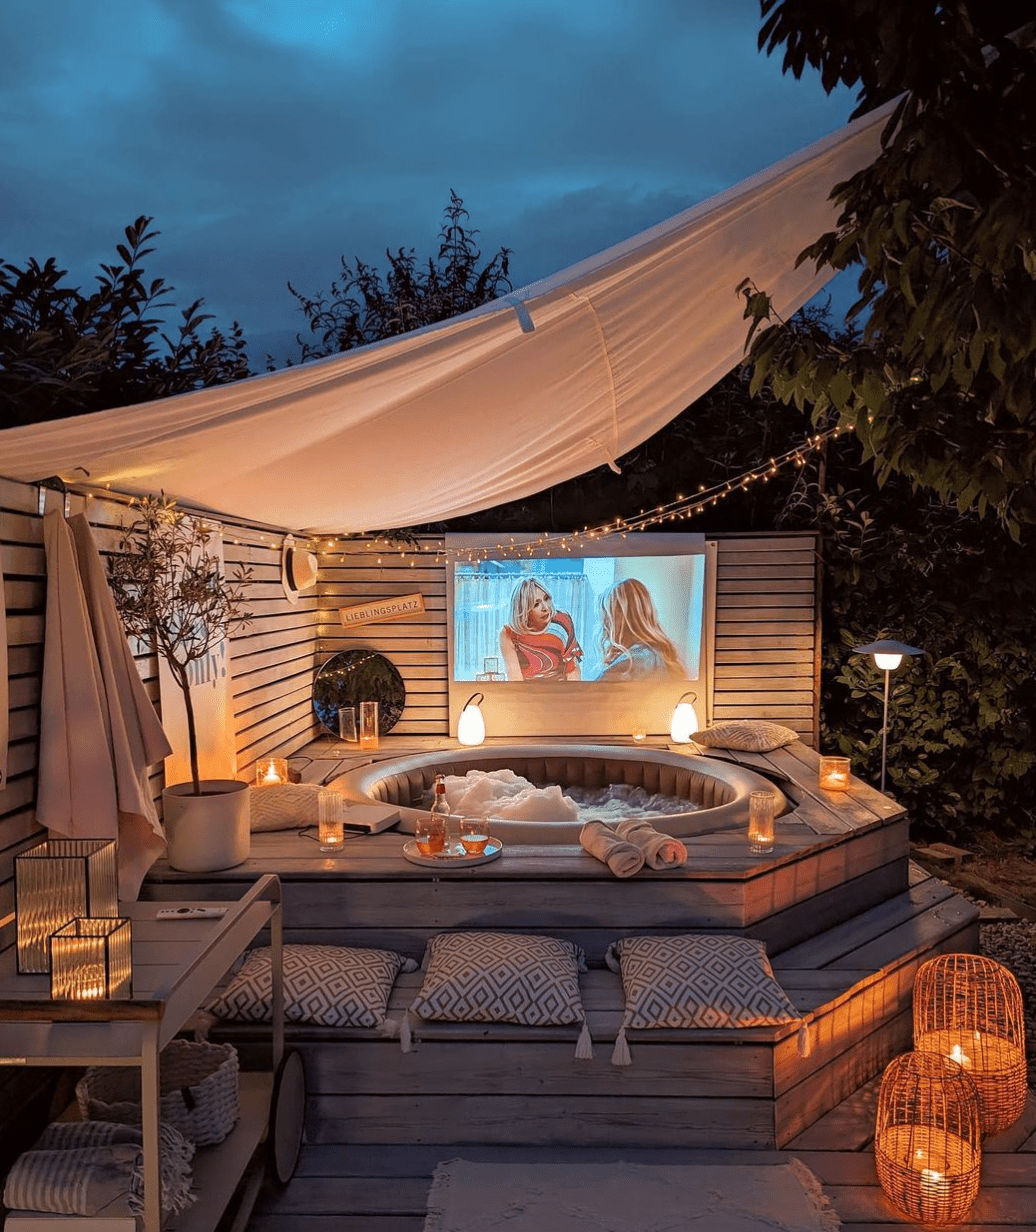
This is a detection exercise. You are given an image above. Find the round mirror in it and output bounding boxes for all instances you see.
[313,649,406,736]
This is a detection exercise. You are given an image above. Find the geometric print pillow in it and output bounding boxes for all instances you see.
[403,932,593,1058]
[604,934,800,1065]
[690,720,799,752]
[207,944,417,1028]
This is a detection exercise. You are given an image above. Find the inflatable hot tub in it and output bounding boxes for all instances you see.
[329,743,788,844]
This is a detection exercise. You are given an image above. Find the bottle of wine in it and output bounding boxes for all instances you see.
[426,773,452,854]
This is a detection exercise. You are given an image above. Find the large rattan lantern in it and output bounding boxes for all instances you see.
[874,1052,982,1225]
[913,952,1028,1133]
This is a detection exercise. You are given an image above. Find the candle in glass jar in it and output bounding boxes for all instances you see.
[256,757,288,787]
[818,755,851,791]
[748,790,776,855]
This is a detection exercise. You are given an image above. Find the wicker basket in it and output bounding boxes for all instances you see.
[75,1039,240,1145]
[874,1052,981,1225]
[913,952,1028,1133]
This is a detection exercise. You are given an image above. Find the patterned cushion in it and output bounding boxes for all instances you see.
[691,720,798,752]
[207,944,417,1027]
[410,931,587,1026]
[249,783,322,831]
[605,934,799,1029]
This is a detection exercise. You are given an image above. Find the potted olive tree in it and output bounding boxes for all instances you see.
[107,496,253,871]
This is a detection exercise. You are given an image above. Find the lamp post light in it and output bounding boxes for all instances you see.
[852,639,924,794]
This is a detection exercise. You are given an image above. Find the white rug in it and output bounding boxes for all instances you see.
[424,1158,841,1232]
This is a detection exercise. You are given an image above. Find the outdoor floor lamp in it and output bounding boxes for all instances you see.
[852,639,924,794]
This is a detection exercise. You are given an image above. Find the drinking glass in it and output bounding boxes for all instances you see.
[359,700,379,750]
[318,789,345,853]
[337,706,358,742]
[460,817,491,856]
[748,790,776,855]
[415,814,446,856]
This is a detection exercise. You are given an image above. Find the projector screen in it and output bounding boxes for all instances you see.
[446,533,715,738]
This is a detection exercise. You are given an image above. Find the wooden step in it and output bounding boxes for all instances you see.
[214,874,979,1150]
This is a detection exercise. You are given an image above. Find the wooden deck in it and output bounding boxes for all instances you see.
[138,735,1028,1227]
[245,1084,1036,1232]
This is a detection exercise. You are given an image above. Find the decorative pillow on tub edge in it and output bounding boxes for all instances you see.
[206,943,417,1028]
[401,931,593,1060]
[249,783,323,831]
[604,933,807,1065]
[690,720,798,752]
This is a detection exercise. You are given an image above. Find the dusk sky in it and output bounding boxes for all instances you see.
[1,1,857,367]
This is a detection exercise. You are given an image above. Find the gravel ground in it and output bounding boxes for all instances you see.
[926,877,1036,1084]
[979,918,1036,1087]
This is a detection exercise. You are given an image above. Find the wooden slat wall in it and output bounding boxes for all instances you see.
[712,534,820,745]
[0,477,323,956]
[315,532,820,744]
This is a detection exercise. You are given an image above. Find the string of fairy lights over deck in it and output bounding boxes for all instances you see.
[70,425,846,562]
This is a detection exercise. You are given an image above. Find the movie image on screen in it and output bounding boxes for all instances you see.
[452,554,705,684]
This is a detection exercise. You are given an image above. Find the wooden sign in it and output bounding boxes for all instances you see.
[339,592,425,628]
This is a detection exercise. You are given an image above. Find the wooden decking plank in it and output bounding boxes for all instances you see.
[784,1075,881,1151]
[771,877,958,969]
[290,1143,791,1177]
[829,1180,1036,1226]
[984,1091,1036,1153]
[305,1093,775,1147]
[794,1147,1036,1187]
[249,1219,423,1232]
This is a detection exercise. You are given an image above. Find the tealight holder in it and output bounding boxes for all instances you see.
[50,917,132,1000]
[15,839,118,974]
[819,755,851,791]
[318,789,346,853]
[255,757,289,787]
[748,790,776,855]
[359,701,379,750]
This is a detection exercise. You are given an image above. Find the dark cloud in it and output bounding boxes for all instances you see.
[1,0,852,368]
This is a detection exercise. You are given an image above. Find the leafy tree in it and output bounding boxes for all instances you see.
[287,190,513,360]
[0,216,250,429]
[742,2,1036,532]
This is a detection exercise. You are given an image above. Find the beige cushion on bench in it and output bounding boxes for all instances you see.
[402,931,593,1059]
[605,934,802,1065]
[207,944,417,1028]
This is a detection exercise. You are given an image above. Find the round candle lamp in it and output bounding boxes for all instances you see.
[669,691,701,744]
[256,757,288,787]
[874,1051,981,1225]
[818,755,851,792]
[913,953,1028,1132]
[457,692,486,746]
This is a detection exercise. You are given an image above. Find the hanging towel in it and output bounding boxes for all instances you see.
[38,511,172,900]
[615,817,687,869]
[579,820,645,878]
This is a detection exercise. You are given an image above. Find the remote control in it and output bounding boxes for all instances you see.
[155,906,229,920]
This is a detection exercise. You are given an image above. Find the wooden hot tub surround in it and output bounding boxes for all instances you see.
[142,737,979,1152]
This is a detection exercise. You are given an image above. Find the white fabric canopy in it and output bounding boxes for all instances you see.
[0,101,891,534]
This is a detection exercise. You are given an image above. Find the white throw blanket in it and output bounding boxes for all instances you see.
[424,1158,841,1232]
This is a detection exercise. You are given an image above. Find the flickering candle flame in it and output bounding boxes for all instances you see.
[919,1167,950,1202]
[256,757,288,786]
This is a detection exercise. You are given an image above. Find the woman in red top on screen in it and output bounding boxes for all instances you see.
[500,578,583,681]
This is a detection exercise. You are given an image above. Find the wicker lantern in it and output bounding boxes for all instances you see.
[874,1052,982,1225]
[913,952,1028,1133]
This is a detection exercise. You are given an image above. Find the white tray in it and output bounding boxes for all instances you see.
[401,837,502,869]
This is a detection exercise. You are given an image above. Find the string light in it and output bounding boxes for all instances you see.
[52,424,845,566]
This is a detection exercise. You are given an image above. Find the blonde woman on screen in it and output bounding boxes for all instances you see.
[596,578,685,681]
[500,578,583,681]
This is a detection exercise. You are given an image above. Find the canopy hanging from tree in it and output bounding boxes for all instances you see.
[0,100,892,534]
